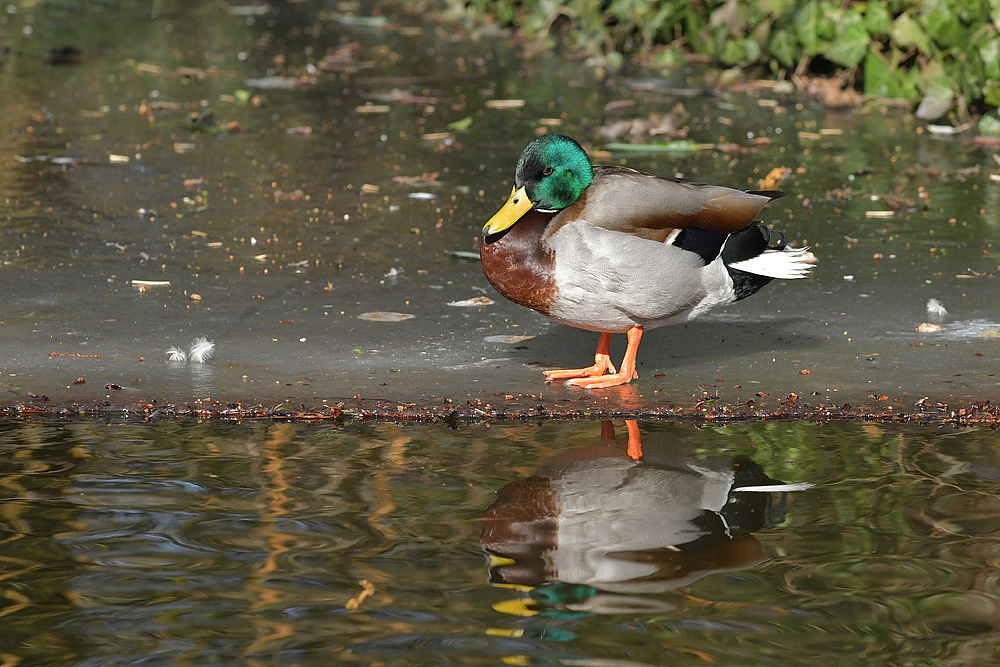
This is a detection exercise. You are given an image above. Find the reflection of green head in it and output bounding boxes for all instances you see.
[514,134,595,212]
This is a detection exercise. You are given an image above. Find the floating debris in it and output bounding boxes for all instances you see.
[758,166,791,190]
[132,279,171,292]
[419,132,451,141]
[408,192,437,200]
[448,296,494,307]
[345,579,376,610]
[227,4,272,15]
[604,140,705,154]
[15,155,79,164]
[917,323,943,333]
[166,337,215,363]
[392,172,439,185]
[358,312,415,322]
[189,337,215,363]
[927,124,964,135]
[355,104,390,114]
[49,46,84,65]
[447,116,474,132]
[926,299,948,320]
[484,335,535,344]
[450,251,480,261]
[485,99,525,109]
[246,76,298,90]
[328,13,388,28]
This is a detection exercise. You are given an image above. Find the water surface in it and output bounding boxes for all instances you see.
[1,418,998,664]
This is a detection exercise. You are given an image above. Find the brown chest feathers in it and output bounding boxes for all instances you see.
[480,210,557,316]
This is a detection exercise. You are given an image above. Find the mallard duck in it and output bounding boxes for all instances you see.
[480,134,814,389]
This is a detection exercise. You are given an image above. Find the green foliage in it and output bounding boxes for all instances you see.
[440,0,1000,116]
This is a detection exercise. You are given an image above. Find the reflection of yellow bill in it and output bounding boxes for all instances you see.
[492,598,539,617]
[483,186,533,235]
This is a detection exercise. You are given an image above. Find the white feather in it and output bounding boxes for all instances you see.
[727,246,815,279]
[188,337,215,363]
[926,298,948,319]
[166,347,187,362]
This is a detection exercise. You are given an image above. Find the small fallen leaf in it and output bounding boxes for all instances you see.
[246,76,298,89]
[448,296,494,307]
[447,116,474,132]
[358,312,415,322]
[757,167,791,190]
[484,335,534,344]
[345,579,376,611]
[132,279,171,288]
[605,140,704,154]
[392,172,439,185]
[352,103,389,115]
[485,99,525,109]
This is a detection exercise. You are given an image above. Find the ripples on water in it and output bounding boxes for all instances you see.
[0,419,998,664]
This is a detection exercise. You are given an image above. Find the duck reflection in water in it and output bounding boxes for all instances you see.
[480,420,811,616]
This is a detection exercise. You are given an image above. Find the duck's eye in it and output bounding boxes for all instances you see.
[542,166,554,176]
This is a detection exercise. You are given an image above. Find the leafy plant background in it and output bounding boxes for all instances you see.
[419,0,1000,120]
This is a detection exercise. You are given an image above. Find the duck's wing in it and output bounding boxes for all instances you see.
[559,165,783,241]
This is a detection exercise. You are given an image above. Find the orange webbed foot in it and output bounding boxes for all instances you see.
[543,332,616,383]
[563,369,637,389]
[555,327,644,391]
[543,357,616,382]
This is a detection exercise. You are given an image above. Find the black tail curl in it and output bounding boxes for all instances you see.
[722,221,784,301]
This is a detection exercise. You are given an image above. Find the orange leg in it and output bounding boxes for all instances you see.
[564,326,643,389]
[625,419,642,460]
[543,332,617,382]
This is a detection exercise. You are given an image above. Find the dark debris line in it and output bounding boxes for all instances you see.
[1,396,998,426]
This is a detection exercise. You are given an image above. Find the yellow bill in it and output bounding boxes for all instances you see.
[483,186,534,235]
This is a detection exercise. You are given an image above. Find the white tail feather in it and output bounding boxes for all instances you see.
[727,246,815,279]
[733,482,814,493]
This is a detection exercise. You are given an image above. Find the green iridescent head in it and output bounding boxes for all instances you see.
[483,134,595,237]
[514,134,594,212]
